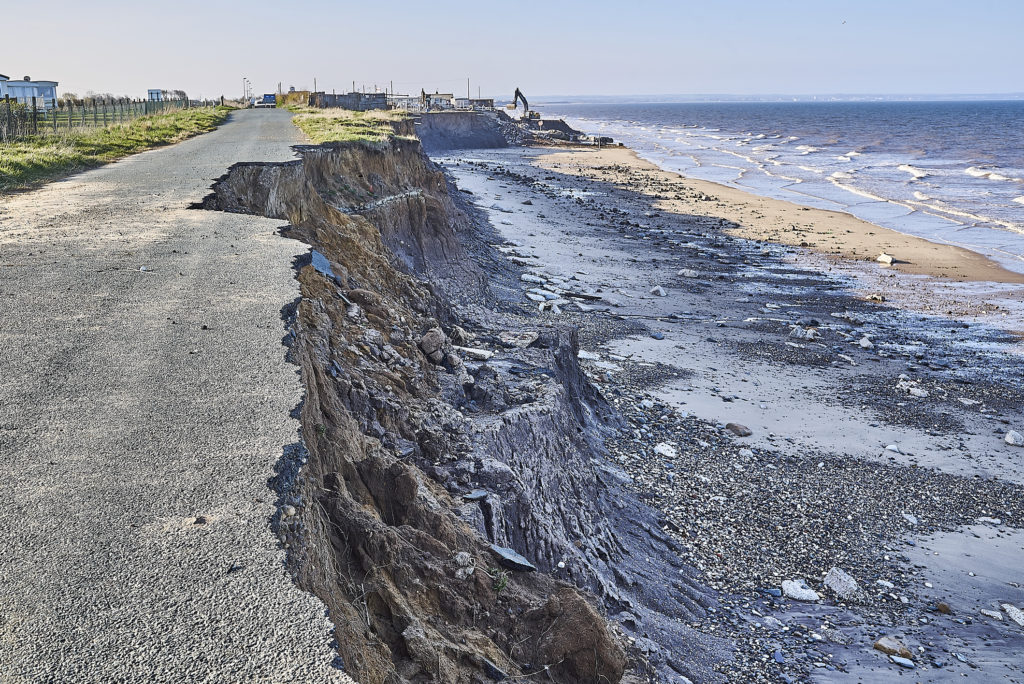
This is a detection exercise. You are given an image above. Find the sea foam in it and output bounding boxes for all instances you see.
[898,164,929,179]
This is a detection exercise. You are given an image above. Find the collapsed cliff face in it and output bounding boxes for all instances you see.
[202,133,724,683]
[415,112,520,153]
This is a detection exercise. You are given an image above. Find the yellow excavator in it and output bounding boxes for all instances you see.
[507,87,541,121]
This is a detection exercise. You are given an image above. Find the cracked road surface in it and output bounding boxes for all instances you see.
[0,110,347,681]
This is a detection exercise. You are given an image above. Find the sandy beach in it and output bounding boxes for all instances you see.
[537,146,1024,285]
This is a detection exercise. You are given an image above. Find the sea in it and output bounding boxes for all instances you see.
[537,99,1024,274]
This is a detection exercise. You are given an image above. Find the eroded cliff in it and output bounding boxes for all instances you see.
[200,132,724,683]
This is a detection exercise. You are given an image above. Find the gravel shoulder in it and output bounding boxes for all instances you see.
[0,110,347,681]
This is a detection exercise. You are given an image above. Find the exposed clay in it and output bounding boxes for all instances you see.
[201,132,727,683]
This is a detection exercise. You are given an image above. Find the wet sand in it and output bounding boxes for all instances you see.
[536,146,1024,285]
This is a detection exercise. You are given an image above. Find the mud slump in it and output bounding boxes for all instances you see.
[200,135,727,684]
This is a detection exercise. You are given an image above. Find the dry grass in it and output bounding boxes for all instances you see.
[289,107,411,145]
[0,106,231,192]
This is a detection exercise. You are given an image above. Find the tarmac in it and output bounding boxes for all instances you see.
[0,110,349,682]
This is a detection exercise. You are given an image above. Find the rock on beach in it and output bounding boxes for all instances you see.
[781,579,820,602]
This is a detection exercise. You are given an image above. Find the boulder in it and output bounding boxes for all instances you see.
[874,636,912,659]
[877,253,894,265]
[781,579,820,602]
[654,442,678,459]
[1001,603,1024,627]
[1006,430,1024,447]
[823,567,865,602]
[419,327,447,364]
[726,423,752,437]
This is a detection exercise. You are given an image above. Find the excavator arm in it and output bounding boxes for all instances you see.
[513,87,529,116]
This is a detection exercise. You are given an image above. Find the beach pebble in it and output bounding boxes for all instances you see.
[577,350,600,361]
[781,579,820,602]
[890,656,915,669]
[650,285,667,297]
[1005,430,1024,446]
[902,512,918,526]
[980,608,1003,621]
[877,253,894,265]
[858,336,873,349]
[520,273,545,284]
[677,268,699,278]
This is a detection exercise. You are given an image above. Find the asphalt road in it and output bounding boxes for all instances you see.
[0,110,348,682]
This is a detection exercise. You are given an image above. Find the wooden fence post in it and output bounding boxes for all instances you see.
[3,95,10,141]
[52,98,57,133]
[31,96,38,134]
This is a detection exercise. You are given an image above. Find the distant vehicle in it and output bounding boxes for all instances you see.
[254,94,277,109]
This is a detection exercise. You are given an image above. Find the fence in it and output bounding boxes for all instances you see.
[0,96,205,142]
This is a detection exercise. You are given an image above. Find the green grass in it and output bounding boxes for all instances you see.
[0,107,231,192]
[288,107,410,145]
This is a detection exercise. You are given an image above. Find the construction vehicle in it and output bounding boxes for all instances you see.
[507,87,540,121]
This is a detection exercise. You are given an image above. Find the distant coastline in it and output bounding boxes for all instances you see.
[531,93,1024,104]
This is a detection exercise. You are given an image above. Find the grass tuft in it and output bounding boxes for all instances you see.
[0,107,230,192]
[288,107,411,145]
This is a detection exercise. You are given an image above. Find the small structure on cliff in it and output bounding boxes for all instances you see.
[311,91,387,111]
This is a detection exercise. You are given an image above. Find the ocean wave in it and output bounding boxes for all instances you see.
[831,171,854,180]
[795,145,820,154]
[898,164,930,179]
[828,179,915,210]
[966,166,1024,182]
[913,191,932,201]
[1014,196,1024,205]
[798,165,825,174]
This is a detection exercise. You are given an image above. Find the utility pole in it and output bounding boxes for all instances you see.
[467,77,470,99]
[314,77,317,93]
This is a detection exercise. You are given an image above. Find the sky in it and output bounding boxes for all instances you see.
[3,0,1022,100]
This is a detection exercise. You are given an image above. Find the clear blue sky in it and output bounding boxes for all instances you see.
[4,0,1022,99]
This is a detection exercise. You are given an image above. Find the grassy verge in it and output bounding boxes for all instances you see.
[0,106,233,192]
[288,106,411,144]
